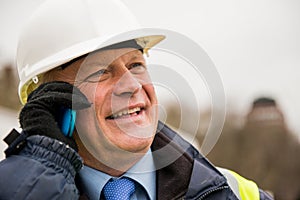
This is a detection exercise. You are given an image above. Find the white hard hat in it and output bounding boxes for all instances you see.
[17,0,165,104]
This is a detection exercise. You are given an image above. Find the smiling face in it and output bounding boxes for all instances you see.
[46,47,158,169]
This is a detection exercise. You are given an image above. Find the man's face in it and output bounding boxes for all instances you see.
[51,48,158,164]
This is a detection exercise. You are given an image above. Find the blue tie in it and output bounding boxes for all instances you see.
[103,177,135,200]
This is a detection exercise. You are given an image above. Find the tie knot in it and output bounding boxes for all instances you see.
[103,177,135,200]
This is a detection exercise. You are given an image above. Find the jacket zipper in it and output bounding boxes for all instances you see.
[178,185,230,200]
[197,185,230,200]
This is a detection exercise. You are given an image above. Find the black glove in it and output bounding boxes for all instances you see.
[19,81,91,151]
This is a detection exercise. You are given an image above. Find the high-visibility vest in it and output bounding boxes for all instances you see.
[217,167,260,200]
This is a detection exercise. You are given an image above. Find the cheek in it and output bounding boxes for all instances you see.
[143,83,158,104]
[76,109,93,131]
[136,73,157,102]
[94,84,112,109]
[136,72,152,85]
[78,83,113,116]
[78,83,99,103]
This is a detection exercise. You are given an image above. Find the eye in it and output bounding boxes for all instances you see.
[83,68,109,82]
[128,62,146,74]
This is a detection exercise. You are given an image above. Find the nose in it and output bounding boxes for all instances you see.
[113,70,142,97]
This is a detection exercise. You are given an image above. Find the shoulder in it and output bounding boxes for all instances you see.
[0,135,82,199]
[217,167,274,200]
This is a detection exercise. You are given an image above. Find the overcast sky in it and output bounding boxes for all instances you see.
[0,0,300,139]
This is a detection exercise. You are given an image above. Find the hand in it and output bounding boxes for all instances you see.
[19,81,91,151]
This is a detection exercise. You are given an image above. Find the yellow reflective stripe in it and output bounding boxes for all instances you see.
[217,167,241,199]
[229,170,260,200]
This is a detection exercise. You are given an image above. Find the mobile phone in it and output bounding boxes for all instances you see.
[57,108,76,137]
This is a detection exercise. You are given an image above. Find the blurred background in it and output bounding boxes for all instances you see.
[1,0,300,199]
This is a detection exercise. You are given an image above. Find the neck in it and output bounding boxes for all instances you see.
[81,146,142,177]
[74,133,144,177]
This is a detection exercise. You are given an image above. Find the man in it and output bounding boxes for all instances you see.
[0,0,273,199]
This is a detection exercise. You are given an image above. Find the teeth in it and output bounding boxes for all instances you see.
[112,107,141,118]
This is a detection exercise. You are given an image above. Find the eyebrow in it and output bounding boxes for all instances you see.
[128,53,146,62]
[129,55,140,61]
[60,50,145,72]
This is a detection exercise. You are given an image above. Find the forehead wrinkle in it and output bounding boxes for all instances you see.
[128,54,145,62]
[81,54,110,67]
[77,48,145,72]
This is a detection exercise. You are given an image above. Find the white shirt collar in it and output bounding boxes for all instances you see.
[79,149,156,200]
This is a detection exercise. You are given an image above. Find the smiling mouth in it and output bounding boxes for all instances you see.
[106,107,143,120]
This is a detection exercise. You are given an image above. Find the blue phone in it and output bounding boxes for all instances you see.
[58,108,76,137]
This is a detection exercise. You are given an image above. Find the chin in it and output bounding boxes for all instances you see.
[103,126,155,153]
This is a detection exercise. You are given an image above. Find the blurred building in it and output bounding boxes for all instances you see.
[205,97,300,200]
[246,97,285,128]
[0,63,21,110]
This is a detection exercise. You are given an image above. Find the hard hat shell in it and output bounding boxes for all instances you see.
[17,0,166,104]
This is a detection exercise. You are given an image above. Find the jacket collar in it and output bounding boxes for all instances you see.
[152,122,227,200]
